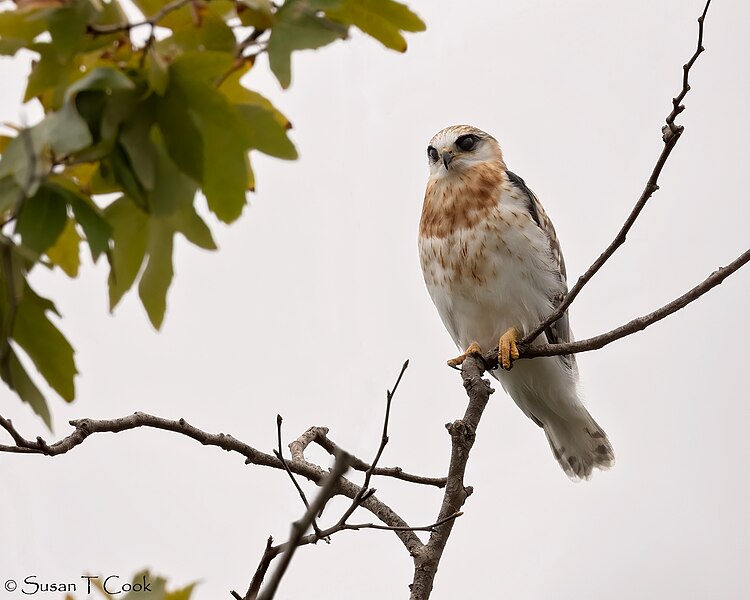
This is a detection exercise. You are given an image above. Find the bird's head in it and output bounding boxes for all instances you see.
[426,125,504,180]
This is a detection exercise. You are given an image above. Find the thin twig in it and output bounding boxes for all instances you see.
[336,360,409,526]
[495,247,750,363]
[241,510,463,600]
[521,0,713,348]
[241,536,279,600]
[302,428,447,488]
[273,414,323,536]
[346,511,462,533]
[256,450,353,600]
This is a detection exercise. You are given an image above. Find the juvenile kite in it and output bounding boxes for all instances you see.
[418,125,614,480]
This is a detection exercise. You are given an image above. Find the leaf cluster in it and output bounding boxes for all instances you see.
[0,0,424,424]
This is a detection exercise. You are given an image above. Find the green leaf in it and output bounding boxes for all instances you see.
[237,0,274,28]
[112,145,147,208]
[13,283,77,402]
[120,113,157,192]
[0,176,22,217]
[4,347,51,428]
[267,0,349,89]
[48,0,95,61]
[164,583,197,600]
[36,100,94,156]
[173,206,216,250]
[167,50,234,86]
[138,220,173,329]
[65,66,136,101]
[0,103,93,194]
[237,105,297,160]
[170,59,251,222]
[46,181,112,261]
[326,0,425,51]
[24,42,76,107]
[146,132,198,217]
[46,218,81,277]
[69,193,112,261]
[0,8,49,56]
[105,195,148,309]
[15,184,68,254]
[146,48,169,95]
[153,92,204,183]
[165,11,236,53]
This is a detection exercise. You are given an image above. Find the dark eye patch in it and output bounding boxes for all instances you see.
[427,146,439,161]
[456,135,477,151]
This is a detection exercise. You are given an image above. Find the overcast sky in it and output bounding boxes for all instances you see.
[1,0,749,598]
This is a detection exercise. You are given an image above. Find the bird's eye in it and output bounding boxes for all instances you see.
[427,146,439,161]
[456,135,476,151]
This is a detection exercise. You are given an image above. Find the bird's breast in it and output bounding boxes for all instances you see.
[418,209,560,349]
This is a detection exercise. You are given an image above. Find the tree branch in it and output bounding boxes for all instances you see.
[256,450,353,600]
[521,0,713,348]
[482,246,750,366]
[0,411,424,556]
[273,414,324,537]
[409,356,492,599]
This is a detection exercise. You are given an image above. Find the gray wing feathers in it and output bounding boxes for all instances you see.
[505,171,574,363]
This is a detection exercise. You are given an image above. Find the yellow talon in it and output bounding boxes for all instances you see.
[499,327,520,370]
[447,341,482,367]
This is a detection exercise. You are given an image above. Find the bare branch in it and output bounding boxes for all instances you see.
[522,0,713,348]
[336,360,409,525]
[272,415,324,536]
[410,357,492,599]
[256,450,353,600]
[310,427,447,488]
[346,511,462,533]
[0,409,428,572]
[241,537,280,600]
[285,365,446,488]
[494,247,749,363]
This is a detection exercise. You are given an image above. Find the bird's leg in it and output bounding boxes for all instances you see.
[447,341,482,367]
[498,327,520,371]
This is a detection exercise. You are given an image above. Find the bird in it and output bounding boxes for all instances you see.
[418,124,614,480]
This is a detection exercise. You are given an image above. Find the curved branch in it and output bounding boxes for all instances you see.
[484,247,750,366]
[521,0,713,347]
[0,411,424,556]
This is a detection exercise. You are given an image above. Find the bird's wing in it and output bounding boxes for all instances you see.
[505,171,573,355]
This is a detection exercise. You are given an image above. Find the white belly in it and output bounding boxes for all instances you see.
[418,205,563,352]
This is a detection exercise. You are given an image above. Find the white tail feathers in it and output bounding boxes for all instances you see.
[544,411,615,481]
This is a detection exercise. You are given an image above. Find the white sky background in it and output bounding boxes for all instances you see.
[1,0,749,598]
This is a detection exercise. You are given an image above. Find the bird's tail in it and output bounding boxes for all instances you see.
[544,410,615,480]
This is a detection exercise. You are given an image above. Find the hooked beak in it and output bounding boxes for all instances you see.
[442,151,453,170]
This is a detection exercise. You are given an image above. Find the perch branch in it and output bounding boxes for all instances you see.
[488,246,750,365]
[522,0,713,348]
[409,355,492,599]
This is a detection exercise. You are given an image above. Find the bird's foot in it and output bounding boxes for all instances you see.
[447,342,482,367]
[498,327,520,371]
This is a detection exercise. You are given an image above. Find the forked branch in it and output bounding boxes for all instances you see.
[521,0,715,349]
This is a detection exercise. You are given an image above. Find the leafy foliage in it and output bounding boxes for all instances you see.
[0,0,424,423]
